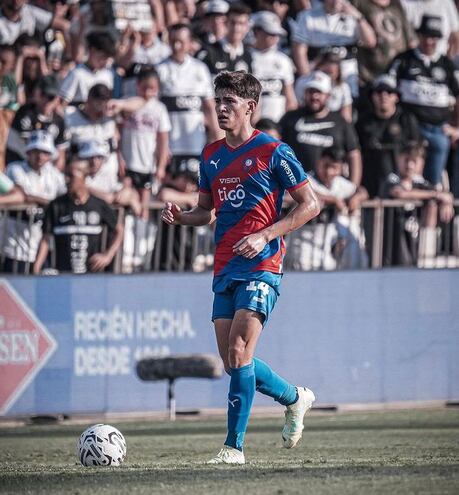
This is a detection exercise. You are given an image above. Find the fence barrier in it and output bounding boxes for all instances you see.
[1,200,458,274]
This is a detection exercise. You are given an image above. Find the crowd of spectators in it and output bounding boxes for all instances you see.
[0,0,458,274]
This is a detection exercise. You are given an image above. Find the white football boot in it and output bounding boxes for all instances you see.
[282,387,315,449]
[207,446,246,465]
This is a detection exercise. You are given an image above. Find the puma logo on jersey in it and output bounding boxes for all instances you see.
[210,159,220,169]
[228,398,239,407]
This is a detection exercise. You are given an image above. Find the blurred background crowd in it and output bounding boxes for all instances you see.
[0,0,458,275]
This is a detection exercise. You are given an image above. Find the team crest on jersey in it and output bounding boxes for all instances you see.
[243,158,255,171]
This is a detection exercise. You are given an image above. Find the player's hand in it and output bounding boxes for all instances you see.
[89,253,112,272]
[233,232,268,259]
[161,202,182,225]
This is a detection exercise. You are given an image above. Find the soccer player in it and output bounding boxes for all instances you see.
[161,71,320,464]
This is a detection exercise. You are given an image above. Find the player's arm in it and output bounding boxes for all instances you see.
[233,182,320,259]
[161,191,215,226]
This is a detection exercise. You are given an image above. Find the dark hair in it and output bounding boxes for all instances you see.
[228,2,252,16]
[256,118,281,134]
[401,141,426,158]
[137,67,159,82]
[0,43,16,55]
[86,32,116,57]
[315,50,342,84]
[320,146,346,163]
[88,83,112,100]
[168,23,192,35]
[214,71,262,103]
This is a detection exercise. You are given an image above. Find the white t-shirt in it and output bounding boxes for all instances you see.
[65,107,119,181]
[156,55,214,155]
[121,98,171,174]
[293,5,360,95]
[133,39,171,65]
[1,160,66,261]
[310,173,356,200]
[251,46,295,122]
[401,0,459,56]
[86,162,122,194]
[59,64,114,104]
[0,4,52,44]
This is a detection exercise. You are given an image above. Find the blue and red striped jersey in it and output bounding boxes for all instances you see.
[199,130,309,293]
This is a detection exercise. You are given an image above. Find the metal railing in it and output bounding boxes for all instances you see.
[1,200,458,275]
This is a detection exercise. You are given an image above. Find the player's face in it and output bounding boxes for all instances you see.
[304,88,329,113]
[137,77,159,100]
[215,89,254,131]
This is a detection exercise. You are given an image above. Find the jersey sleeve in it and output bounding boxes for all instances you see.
[100,200,118,233]
[42,201,55,235]
[198,153,211,193]
[271,142,309,191]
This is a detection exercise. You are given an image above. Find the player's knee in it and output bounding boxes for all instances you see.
[228,343,247,368]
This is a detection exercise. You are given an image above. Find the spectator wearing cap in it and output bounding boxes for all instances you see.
[59,31,116,106]
[251,10,297,123]
[400,0,459,58]
[279,70,363,186]
[6,74,69,171]
[388,15,459,188]
[0,130,66,273]
[291,0,376,96]
[356,74,421,197]
[0,0,69,45]
[197,2,253,76]
[65,83,121,187]
[78,140,142,217]
[303,50,353,122]
[199,0,229,47]
[33,157,124,275]
[352,0,416,86]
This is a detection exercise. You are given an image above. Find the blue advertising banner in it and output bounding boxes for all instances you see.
[1,269,458,417]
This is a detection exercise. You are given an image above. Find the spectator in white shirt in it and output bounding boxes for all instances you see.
[251,10,297,122]
[59,31,116,106]
[292,0,376,96]
[120,68,171,218]
[0,0,69,45]
[0,130,66,272]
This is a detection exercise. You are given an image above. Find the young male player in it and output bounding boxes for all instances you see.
[161,71,320,464]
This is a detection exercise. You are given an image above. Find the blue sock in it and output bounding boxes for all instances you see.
[225,362,255,451]
[253,357,298,406]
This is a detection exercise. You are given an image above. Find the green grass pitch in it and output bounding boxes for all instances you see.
[1,408,458,494]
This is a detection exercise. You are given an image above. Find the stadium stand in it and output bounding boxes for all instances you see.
[0,0,459,274]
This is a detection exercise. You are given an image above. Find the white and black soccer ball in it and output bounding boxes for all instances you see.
[77,424,127,467]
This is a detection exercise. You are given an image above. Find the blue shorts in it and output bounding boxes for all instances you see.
[212,280,278,326]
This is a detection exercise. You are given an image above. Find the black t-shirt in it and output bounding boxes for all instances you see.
[6,103,69,163]
[356,107,421,197]
[43,193,117,273]
[278,109,359,172]
[197,41,252,76]
[388,49,459,125]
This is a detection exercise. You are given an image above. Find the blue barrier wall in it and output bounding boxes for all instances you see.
[1,270,458,417]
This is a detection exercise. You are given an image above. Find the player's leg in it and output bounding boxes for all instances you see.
[234,280,315,449]
[208,309,262,464]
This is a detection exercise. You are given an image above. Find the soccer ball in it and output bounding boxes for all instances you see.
[77,424,127,466]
